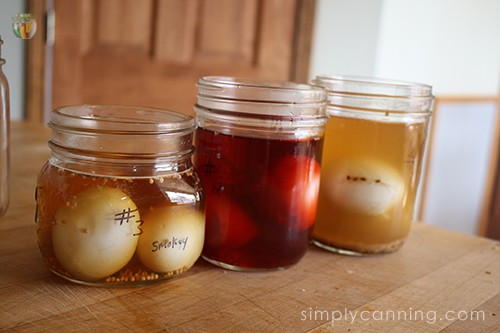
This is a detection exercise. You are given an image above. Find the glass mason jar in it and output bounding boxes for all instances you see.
[311,75,434,255]
[193,76,328,271]
[0,36,10,218]
[35,105,205,286]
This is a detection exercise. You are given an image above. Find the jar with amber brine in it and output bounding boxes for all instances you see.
[193,77,327,271]
[36,105,205,286]
[312,76,433,255]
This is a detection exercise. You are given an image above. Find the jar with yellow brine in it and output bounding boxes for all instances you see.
[35,105,205,286]
[311,76,433,255]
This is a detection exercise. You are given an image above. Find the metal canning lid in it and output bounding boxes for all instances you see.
[48,105,195,158]
[312,75,434,113]
[196,76,327,117]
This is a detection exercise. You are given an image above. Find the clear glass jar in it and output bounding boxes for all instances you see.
[0,36,10,217]
[193,76,328,271]
[35,105,205,286]
[311,75,434,255]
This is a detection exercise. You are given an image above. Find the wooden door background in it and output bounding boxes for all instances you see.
[27,0,316,121]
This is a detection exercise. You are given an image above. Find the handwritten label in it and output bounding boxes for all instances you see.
[151,237,189,252]
[114,207,143,236]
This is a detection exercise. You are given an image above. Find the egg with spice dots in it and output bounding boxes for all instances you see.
[324,158,404,215]
[52,187,141,281]
[137,205,205,273]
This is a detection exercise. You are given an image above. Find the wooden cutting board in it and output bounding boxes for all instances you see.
[1,122,499,332]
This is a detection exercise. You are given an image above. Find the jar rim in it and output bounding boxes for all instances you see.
[312,75,434,114]
[197,76,327,104]
[49,104,194,135]
[47,105,195,162]
[312,75,433,98]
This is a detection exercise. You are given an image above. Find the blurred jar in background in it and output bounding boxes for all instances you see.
[0,35,10,218]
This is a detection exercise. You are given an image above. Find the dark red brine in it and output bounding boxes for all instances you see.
[194,128,323,269]
[194,76,327,270]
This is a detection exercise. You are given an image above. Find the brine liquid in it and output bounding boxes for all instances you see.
[313,115,429,254]
[36,162,204,285]
[194,128,323,270]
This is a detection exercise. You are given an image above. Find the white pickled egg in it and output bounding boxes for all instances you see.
[324,159,404,215]
[52,187,140,281]
[137,206,205,273]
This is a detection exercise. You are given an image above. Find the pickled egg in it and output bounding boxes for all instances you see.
[324,159,404,215]
[137,206,204,273]
[52,187,140,281]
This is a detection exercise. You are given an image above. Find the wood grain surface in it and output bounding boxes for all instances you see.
[1,122,499,332]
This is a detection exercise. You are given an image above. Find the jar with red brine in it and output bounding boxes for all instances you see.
[193,77,327,271]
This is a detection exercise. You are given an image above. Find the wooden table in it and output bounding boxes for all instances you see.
[1,121,499,332]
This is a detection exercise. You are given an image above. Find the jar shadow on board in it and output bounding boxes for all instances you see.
[193,76,328,271]
[311,75,434,256]
[35,105,205,287]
